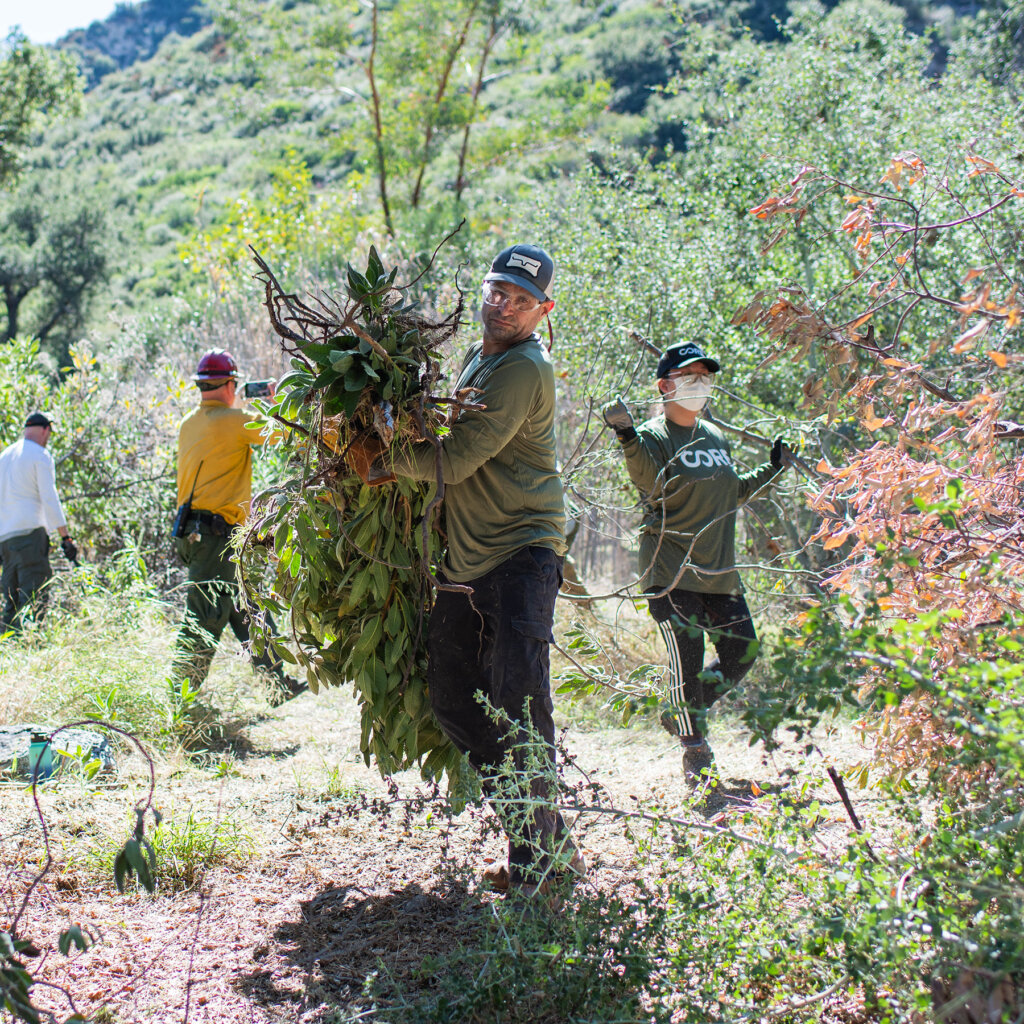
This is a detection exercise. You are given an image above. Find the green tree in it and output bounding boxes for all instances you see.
[180,151,369,295]
[210,0,610,233]
[0,32,81,187]
[0,180,108,353]
[0,336,180,560]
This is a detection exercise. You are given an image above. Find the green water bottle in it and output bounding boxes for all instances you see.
[28,733,53,782]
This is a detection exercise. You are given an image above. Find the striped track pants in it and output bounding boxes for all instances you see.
[647,589,760,741]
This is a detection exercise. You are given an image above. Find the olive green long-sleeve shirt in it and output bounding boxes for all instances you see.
[620,416,780,595]
[390,335,566,582]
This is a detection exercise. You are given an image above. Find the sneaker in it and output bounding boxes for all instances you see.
[268,676,309,708]
[682,740,716,787]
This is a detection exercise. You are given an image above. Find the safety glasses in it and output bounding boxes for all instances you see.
[482,281,545,313]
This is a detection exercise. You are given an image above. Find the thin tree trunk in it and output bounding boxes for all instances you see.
[410,1,480,208]
[456,14,499,203]
[367,1,394,235]
[2,283,28,342]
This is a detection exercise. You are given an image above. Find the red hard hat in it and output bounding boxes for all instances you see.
[193,349,238,382]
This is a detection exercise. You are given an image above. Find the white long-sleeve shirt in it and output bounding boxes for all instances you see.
[0,438,68,543]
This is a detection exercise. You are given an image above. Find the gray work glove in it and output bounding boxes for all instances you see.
[602,398,634,434]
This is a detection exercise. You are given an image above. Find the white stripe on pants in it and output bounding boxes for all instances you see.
[657,617,694,736]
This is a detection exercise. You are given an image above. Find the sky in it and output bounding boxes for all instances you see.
[2,0,124,45]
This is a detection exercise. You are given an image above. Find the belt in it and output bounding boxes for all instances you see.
[186,510,232,536]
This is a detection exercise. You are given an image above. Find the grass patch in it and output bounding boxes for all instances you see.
[149,808,256,890]
[69,806,257,893]
[291,758,364,803]
[0,574,176,743]
[0,569,269,750]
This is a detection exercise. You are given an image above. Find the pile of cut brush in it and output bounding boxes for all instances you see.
[239,246,471,792]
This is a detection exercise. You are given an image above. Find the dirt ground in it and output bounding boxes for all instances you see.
[1,674,875,1024]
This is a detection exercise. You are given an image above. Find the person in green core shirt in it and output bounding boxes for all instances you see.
[603,342,790,784]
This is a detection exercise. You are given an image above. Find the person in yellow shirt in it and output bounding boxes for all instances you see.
[170,349,305,709]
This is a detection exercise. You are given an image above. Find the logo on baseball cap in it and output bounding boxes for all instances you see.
[484,244,555,303]
[656,342,721,378]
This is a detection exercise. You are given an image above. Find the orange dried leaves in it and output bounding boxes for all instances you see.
[966,152,1000,178]
[811,391,1024,644]
[748,167,817,222]
[840,198,879,260]
[879,152,927,191]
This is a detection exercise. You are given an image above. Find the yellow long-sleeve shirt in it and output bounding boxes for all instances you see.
[176,400,269,526]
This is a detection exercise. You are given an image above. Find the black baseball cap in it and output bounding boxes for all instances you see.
[656,342,721,378]
[24,412,54,429]
[484,244,555,303]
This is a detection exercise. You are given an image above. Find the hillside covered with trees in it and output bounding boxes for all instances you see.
[2,0,1023,1020]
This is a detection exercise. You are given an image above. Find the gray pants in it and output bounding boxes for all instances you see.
[0,528,52,631]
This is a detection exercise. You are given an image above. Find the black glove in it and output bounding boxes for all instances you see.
[770,437,792,470]
[602,398,635,435]
[60,536,79,562]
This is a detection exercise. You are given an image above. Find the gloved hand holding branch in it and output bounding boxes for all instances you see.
[602,397,636,437]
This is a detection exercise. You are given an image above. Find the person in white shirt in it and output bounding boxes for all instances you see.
[0,412,77,630]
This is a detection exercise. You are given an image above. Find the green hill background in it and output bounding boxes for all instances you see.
[1,0,1020,564]
[8,0,1013,359]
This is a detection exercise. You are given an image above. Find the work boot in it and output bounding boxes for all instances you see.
[267,675,308,707]
[681,739,716,787]
[483,847,586,897]
[562,847,587,885]
[511,852,586,913]
[480,861,510,893]
[512,877,564,913]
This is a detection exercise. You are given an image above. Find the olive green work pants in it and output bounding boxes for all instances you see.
[0,528,52,631]
[171,531,284,690]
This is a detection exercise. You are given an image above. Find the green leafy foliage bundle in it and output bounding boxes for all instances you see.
[240,247,468,787]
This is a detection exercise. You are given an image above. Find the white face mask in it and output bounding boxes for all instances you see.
[664,375,713,412]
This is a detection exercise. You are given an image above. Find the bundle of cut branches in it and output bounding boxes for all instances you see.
[239,246,471,792]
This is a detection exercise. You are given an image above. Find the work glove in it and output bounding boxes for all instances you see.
[770,437,793,470]
[60,536,79,562]
[602,398,635,434]
[347,434,397,486]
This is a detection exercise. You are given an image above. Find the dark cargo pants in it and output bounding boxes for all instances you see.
[427,546,572,886]
[648,589,760,742]
[0,528,52,631]
[171,531,284,690]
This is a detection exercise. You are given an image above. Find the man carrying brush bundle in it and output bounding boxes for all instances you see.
[350,244,584,903]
